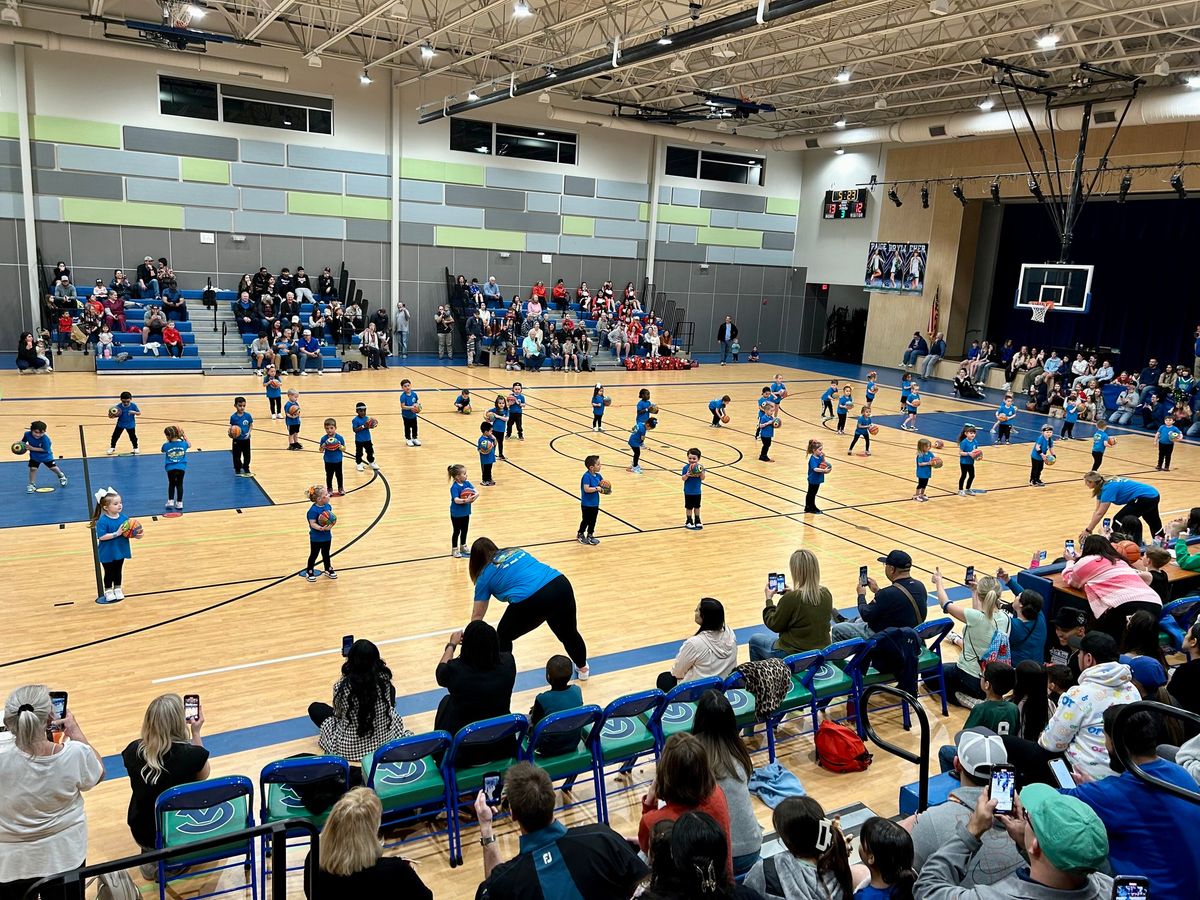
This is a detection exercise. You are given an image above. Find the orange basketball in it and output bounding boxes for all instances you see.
[933,440,944,449]
[108,406,120,419]
[910,397,921,408]
[598,478,612,495]
[1106,437,1117,447]
[868,424,879,435]
[931,457,944,468]
[291,404,301,417]
[649,404,660,414]
[267,378,281,389]
[412,402,423,414]
[773,417,782,428]
[367,417,379,429]
[721,414,730,424]
[970,448,984,460]
[228,425,241,439]
[997,413,1008,422]
[458,489,477,503]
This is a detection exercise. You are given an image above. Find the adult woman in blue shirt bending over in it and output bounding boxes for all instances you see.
[1080,472,1163,545]
[469,538,589,680]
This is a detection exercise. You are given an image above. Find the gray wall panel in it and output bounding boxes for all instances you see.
[68,223,123,268]
[288,144,388,176]
[705,246,735,264]
[346,173,391,198]
[733,248,794,266]
[563,176,594,197]
[655,224,669,242]
[240,188,287,212]
[231,163,342,193]
[123,126,238,160]
[594,219,646,240]
[302,238,344,269]
[213,233,262,277]
[0,140,54,168]
[183,208,233,232]
[445,185,524,210]
[400,179,444,203]
[59,146,179,179]
[526,233,558,254]
[655,241,706,263]
[0,219,19,264]
[484,210,560,233]
[169,232,218,275]
[346,219,389,242]
[762,232,796,251]
[560,235,636,258]
[526,192,560,213]
[241,140,286,165]
[0,168,20,193]
[736,211,797,232]
[128,179,239,208]
[398,223,436,245]
[486,167,563,193]
[33,170,124,200]
[233,211,345,240]
[699,190,766,213]
[560,196,640,220]
[762,267,788,294]
[344,241,384,280]
[708,209,738,227]
[671,187,701,207]
[400,202,482,228]
[34,222,70,263]
[596,179,648,202]
[669,225,698,244]
[260,236,305,270]
[715,264,740,294]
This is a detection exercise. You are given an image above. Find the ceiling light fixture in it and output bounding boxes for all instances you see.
[1036,32,1059,49]
[1154,57,1170,77]
[307,54,323,68]
[835,67,851,83]
[1171,172,1187,199]
[978,95,994,110]
[1117,172,1132,203]
[187,4,206,20]
[990,178,1001,206]
[420,42,436,59]
[834,114,847,128]
[1187,75,1200,88]
[359,69,373,84]
[657,28,672,46]
[547,65,558,78]
[538,90,551,104]
[874,96,888,110]
[887,188,902,207]
[920,184,929,208]
[928,0,950,15]
[467,88,480,101]
[513,0,533,18]
[834,147,845,155]
[951,182,967,206]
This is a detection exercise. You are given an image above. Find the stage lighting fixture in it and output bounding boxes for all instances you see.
[834,114,847,128]
[920,184,929,208]
[887,187,902,207]
[420,43,436,59]
[359,69,373,85]
[978,95,994,110]
[990,179,1001,206]
[1028,177,1044,203]
[951,182,966,207]
[467,88,480,101]
[1117,172,1132,203]
[835,68,851,83]
[513,0,533,18]
[657,29,672,45]
[1171,172,1187,198]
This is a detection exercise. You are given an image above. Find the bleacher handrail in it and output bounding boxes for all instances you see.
[1113,701,1200,804]
[859,684,931,813]
[221,320,227,357]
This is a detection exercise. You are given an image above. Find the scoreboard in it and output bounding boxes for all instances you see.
[823,188,868,219]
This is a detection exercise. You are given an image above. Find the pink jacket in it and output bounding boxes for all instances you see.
[1063,554,1161,618]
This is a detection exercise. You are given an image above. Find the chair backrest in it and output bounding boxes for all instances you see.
[447,714,529,767]
[782,649,824,676]
[649,677,722,734]
[367,731,453,786]
[528,705,603,756]
[1163,597,1200,626]
[838,640,876,678]
[259,756,349,818]
[915,617,955,652]
[591,690,662,747]
[155,776,254,850]
[820,638,867,664]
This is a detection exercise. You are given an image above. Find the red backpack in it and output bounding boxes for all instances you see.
[815,720,873,773]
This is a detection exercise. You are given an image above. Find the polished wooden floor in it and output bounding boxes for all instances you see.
[3,360,1196,897]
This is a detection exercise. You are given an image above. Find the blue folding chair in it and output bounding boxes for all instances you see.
[722,672,758,730]
[812,638,870,735]
[444,714,529,866]
[647,677,723,753]
[258,756,349,887]
[762,650,825,761]
[154,775,257,900]
[590,689,662,822]
[1160,597,1200,652]
[523,705,605,821]
[363,731,453,850]
[915,618,955,714]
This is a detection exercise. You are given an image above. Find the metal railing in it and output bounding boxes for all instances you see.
[23,818,320,900]
[221,320,228,357]
[859,684,931,813]
[1114,701,1200,804]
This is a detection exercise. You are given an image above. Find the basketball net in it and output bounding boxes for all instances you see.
[1030,300,1054,324]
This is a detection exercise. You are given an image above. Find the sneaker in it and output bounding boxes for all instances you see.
[301,371,309,376]
[106,447,116,455]
[132,448,140,455]
[406,439,415,447]
[177,502,184,510]
[357,463,364,472]
[26,484,34,493]
[916,496,929,502]
[139,862,157,881]
[113,587,125,600]
[864,451,871,456]
[848,451,854,456]
[318,371,323,376]
[102,588,116,603]
[694,522,704,530]
[954,691,982,710]
[597,426,604,432]
[239,471,255,478]
[324,569,337,579]
[518,435,524,441]
[413,439,422,446]
[685,522,696,530]
[578,533,588,544]
[370,462,379,470]
[958,490,969,496]
[452,548,463,558]
[166,499,175,508]
[947,633,964,647]
[306,570,318,582]
[587,536,600,545]
[576,665,590,682]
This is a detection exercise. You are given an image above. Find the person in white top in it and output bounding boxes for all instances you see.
[932,569,1012,708]
[657,598,737,692]
[0,686,105,898]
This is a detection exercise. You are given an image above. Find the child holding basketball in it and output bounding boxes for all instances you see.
[958,424,980,495]
[709,395,731,427]
[230,396,253,477]
[320,419,346,496]
[820,380,838,420]
[1030,424,1055,487]
[351,403,378,472]
[805,439,829,514]
[263,366,284,419]
[1090,420,1112,471]
[995,393,1017,443]
[399,379,422,447]
[578,454,603,545]
[477,421,497,486]
[1061,394,1081,440]
[92,489,137,602]
[448,463,476,557]
[914,438,935,502]
[107,391,140,455]
[636,388,654,427]
[848,406,873,456]
[304,486,336,582]
[284,389,302,451]
[770,374,788,406]
[20,422,68,492]
[681,448,705,530]
[628,416,656,474]
[454,389,472,414]
[488,395,510,460]
[754,386,772,439]
[1157,414,1183,471]
[507,382,527,440]
[865,371,879,409]
[835,385,854,435]
[162,425,188,510]
[591,385,609,432]
[900,384,921,431]
[758,403,777,462]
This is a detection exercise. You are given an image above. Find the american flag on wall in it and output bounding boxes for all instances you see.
[928,287,940,337]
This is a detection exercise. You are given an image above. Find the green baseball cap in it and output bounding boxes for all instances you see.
[1020,783,1108,874]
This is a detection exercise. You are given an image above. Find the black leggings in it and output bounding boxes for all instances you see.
[998,423,1011,442]
[916,477,929,493]
[355,441,374,464]
[306,541,332,572]
[1030,458,1045,484]
[1091,451,1104,471]
[110,426,138,449]
[1115,496,1163,539]
[822,399,834,417]
[451,515,470,547]
[631,446,641,467]
[959,462,976,491]
[403,417,418,439]
[711,410,721,426]
[805,483,821,512]
[1158,443,1175,469]
[481,462,493,482]
[595,414,604,428]
[837,412,847,431]
[268,396,281,415]
[231,439,251,473]
[1061,421,1075,439]
[101,559,124,589]
[579,505,599,536]
[167,469,185,501]
[848,432,871,452]
[760,437,772,461]
[507,411,524,438]
[1,866,83,900]
[325,461,344,492]
[496,574,587,667]
[493,432,505,458]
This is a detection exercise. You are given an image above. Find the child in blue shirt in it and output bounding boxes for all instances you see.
[448,463,476,558]
[1030,424,1055,487]
[108,391,140,455]
[804,439,830,514]
[914,438,935,502]
[230,396,253,476]
[1157,414,1183,471]
[758,403,777,462]
[161,425,189,511]
[284,389,302,451]
[1061,394,1081,440]
[319,418,347,495]
[507,382,527,440]
[486,396,510,460]
[820,380,839,420]
[836,385,854,434]
[454,389,472,414]
[579,454,604,545]
[635,388,654,427]
[591,385,609,432]
[627,417,656,474]
[530,655,585,756]
[848,406,873,456]
[1090,420,1111,472]
[748,345,760,362]
[853,817,915,900]
[351,402,378,472]
[399,379,422,446]
[901,385,921,431]
[93,489,138,602]
[770,375,787,406]
[754,386,772,439]
[958,424,980,495]
[709,394,731,428]
[995,394,1017,443]
[305,485,336,582]
[477,421,497,486]
[900,372,913,413]
[865,370,879,408]
[263,365,283,419]
[21,420,68,492]
[681,447,706,530]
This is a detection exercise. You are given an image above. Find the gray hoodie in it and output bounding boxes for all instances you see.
[670,626,738,681]
[744,853,847,900]
[911,785,1025,886]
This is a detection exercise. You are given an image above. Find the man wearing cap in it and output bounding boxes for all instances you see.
[833,550,928,642]
[296,329,323,376]
[915,784,1112,899]
[1047,605,1086,675]
[910,728,1025,886]
[1059,705,1200,900]
[135,256,160,299]
[52,275,77,311]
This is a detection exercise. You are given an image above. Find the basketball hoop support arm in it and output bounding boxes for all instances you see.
[1059,100,1092,263]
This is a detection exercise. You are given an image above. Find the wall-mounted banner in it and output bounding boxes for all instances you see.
[864,242,928,295]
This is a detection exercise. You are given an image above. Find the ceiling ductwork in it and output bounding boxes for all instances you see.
[0,25,290,82]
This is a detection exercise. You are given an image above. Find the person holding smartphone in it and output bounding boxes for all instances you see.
[932,568,1012,707]
[0,686,105,899]
[750,549,833,661]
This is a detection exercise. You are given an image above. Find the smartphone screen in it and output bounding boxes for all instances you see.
[1048,758,1074,790]
[1065,539,1076,559]
[1039,550,1048,562]
[483,772,503,806]
[184,694,200,724]
[1102,517,1111,530]
[342,635,354,657]
[48,691,67,734]
[768,573,778,593]
[1113,876,1151,900]
[965,565,975,585]
[990,765,1015,814]
[858,565,869,587]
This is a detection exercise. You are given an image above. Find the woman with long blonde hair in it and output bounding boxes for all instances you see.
[303,788,430,897]
[931,569,1011,707]
[121,693,208,852]
[750,549,834,660]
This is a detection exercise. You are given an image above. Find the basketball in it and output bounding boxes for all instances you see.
[268,379,281,389]
[120,518,144,539]
[970,448,984,460]
[458,489,477,503]
[228,425,241,439]
[325,439,342,451]
[774,418,782,428]
[317,510,337,527]
[1106,437,1117,447]
[459,404,471,414]
[688,463,705,477]
[721,414,731,424]
[412,402,423,413]
[1171,431,1183,442]
[649,404,660,413]
[910,397,921,408]
[1044,454,1057,466]
[485,411,496,422]
[778,390,789,400]
[107,406,120,418]
[997,413,1008,422]
[869,424,879,435]
[367,417,379,429]
[479,438,495,454]
[291,404,301,417]
[507,394,518,405]
[817,462,832,474]
[932,457,944,468]
[598,479,612,495]
[603,397,612,406]
[1114,540,1142,564]
[933,440,944,449]
[10,442,26,455]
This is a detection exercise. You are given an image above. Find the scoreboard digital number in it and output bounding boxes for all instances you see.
[823,189,868,219]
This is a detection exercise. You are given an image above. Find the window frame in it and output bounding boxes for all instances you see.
[158,75,335,136]
[449,116,578,166]
[664,144,766,187]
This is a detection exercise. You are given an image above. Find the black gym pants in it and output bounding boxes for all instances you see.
[579,505,599,537]
[496,574,587,668]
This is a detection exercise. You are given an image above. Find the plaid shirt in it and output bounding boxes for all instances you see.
[317,678,410,761]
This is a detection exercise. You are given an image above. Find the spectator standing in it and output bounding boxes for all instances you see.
[750,549,833,660]
[716,316,739,366]
[394,301,411,358]
[833,550,928,641]
[435,305,455,359]
[1062,535,1161,643]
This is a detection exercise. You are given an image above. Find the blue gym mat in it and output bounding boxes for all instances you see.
[7,452,273,528]
[869,409,1100,447]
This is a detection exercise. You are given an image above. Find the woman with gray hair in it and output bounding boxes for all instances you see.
[0,685,104,899]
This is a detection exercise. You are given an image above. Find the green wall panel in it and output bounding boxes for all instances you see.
[646,204,710,226]
[435,226,525,251]
[181,157,230,184]
[0,113,16,139]
[61,198,184,228]
[400,158,485,186]
[766,196,800,216]
[342,196,389,220]
[697,226,762,248]
[32,116,121,148]
[562,215,594,236]
[288,192,388,220]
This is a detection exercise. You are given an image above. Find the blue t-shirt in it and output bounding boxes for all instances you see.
[22,431,52,463]
[866,379,878,400]
[997,402,1016,420]
[450,479,475,517]
[116,401,139,429]
[628,423,646,448]
[757,411,775,439]
[320,433,346,463]
[757,396,772,413]
[490,407,509,428]
[510,393,527,413]
[900,380,912,401]
[162,439,188,471]
[916,451,934,479]
[298,336,320,354]
[837,394,854,414]
[906,394,921,414]
[1031,434,1054,460]
[400,390,419,419]
[771,381,786,400]
[230,410,253,439]
[820,386,836,403]
[855,415,872,434]
[1065,401,1080,423]
[477,433,497,464]
[854,886,895,900]
[807,454,827,485]
[1091,431,1108,453]
[308,503,333,542]
[636,399,652,424]
[960,438,979,464]
[472,547,560,604]
[95,513,131,563]
[593,395,607,417]
[284,400,301,426]
[454,394,471,411]
[351,415,372,443]
[681,464,703,496]
[1158,424,1182,445]
[581,470,602,507]
[1099,478,1159,505]
[707,398,724,413]
[263,374,282,399]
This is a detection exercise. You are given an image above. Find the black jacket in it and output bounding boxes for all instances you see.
[716,321,739,342]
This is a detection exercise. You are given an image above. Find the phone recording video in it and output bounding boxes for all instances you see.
[184,694,200,724]
[768,573,778,594]
[858,565,869,588]
[1102,517,1111,531]
[965,565,975,585]
[48,691,67,735]
[1112,876,1151,900]
[990,764,1015,815]
[1064,539,1076,559]
[482,771,503,806]
[342,635,354,657]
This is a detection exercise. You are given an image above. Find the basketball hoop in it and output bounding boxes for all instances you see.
[1030,300,1055,324]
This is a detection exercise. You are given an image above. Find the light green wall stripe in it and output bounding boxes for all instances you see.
[62,198,183,228]
[288,192,342,216]
[181,157,230,184]
[766,196,800,216]
[435,226,525,251]
[697,226,762,248]
[401,158,485,186]
[0,113,17,139]
[562,215,594,236]
[31,116,121,148]
[657,204,710,226]
[638,202,648,221]
[343,196,389,220]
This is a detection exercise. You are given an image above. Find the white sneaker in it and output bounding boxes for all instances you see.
[356,463,364,472]
[413,439,421,446]
[26,484,34,493]
[166,499,175,508]
[370,462,379,470]
[106,447,115,455]
[177,502,183,510]
[406,439,415,447]
[132,448,140,455]
[113,587,125,601]
[103,588,116,602]
[576,665,590,682]
[301,371,309,376]
[317,371,323,376]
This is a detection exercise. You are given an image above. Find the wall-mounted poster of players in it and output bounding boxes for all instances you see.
[864,242,928,295]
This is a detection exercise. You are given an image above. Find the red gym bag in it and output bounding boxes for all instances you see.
[814,720,873,773]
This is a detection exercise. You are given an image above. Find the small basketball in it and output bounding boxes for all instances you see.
[910,397,922,408]
[10,442,26,455]
[458,489,477,503]
[997,413,1008,422]
[107,406,120,418]
[970,448,984,460]
[773,417,782,428]
[412,402,423,414]
[1171,431,1183,442]
[324,439,342,451]
[479,438,495,454]
[1044,454,1057,466]
[932,457,944,468]
[367,417,379,429]
[459,405,471,414]
[507,394,518,405]
[267,379,281,389]
[816,463,832,474]
[721,414,731,424]
[649,404,660,414]
[485,411,496,422]
[228,425,242,439]
[603,397,612,406]
[317,510,337,528]
[120,518,144,539]
[933,440,944,449]
[868,424,880,435]
[779,390,789,400]
[1106,437,1117,447]
[291,404,301,417]
[598,479,612,495]
[688,463,705,477]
